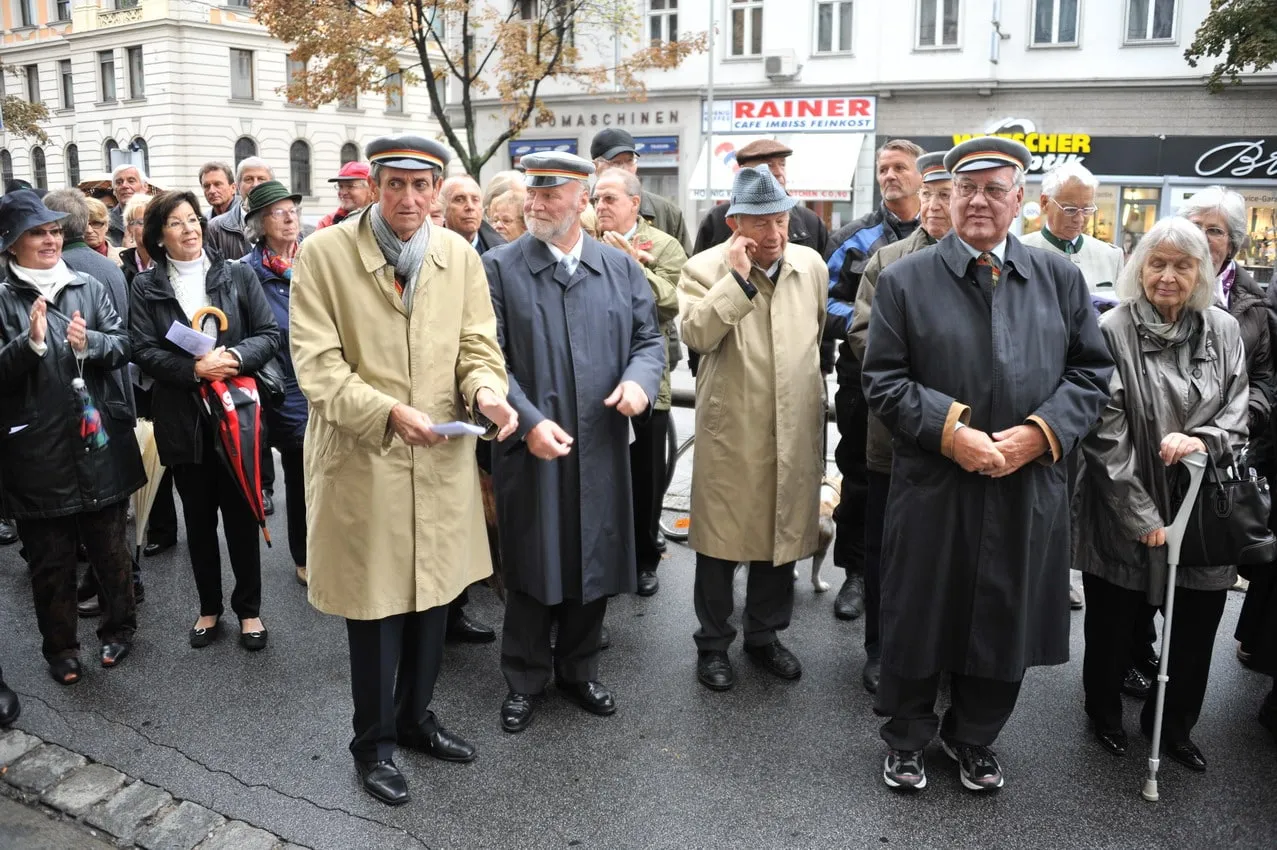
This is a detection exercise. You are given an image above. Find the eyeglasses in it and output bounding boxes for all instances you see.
[1195,224,1228,240]
[163,216,202,231]
[1049,198,1098,218]
[920,189,952,204]
[88,220,109,228]
[954,180,1014,202]
[127,219,144,227]
[29,226,64,238]
[264,207,300,221]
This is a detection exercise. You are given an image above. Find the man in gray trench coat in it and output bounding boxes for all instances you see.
[484,152,665,734]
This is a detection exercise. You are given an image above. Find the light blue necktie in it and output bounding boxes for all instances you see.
[560,254,578,278]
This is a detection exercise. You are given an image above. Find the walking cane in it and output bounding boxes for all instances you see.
[1142,450,1208,802]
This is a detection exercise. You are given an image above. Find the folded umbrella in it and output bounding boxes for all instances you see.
[131,418,166,563]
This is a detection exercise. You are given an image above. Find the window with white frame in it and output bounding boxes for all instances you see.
[917,0,959,48]
[127,46,144,98]
[385,70,404,114]
[31,147,46,190]
[24,64,39,103]
[230,49,255,100]
[58,59,73,110]
[815,1,853,53]
[16,0,34,27]
[1126,0,1176,42]
[649,0,678,45]
[286,54,307,104]
[55,0,71,22]
[1032,0,1078,46]
[98,50,116,101]
[730,0,763,57]
[65,143,80,186]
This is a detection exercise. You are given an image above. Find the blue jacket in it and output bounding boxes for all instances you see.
[243,244,308,447]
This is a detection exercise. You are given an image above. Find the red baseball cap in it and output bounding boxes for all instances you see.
[328,161,371,182]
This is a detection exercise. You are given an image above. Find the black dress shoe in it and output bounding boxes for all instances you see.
[355,759,409,806]
[100,641,131,668]
[189,620,222,649]
[133,576,145,604]
[0,519,17,546]
[446,609,497,643]
[1164,739,1207,772]
[862,655,881,694]
[556,680,616,716]
[1093,726,1128,757]
[77,596,102,618]
[400,721,476,763]
[637,571,659,597]
[600,625,611,650]
[501,691,536,733]
[48,657,82,686]
[696,650,735,691]
[1121,667,1152,698]
[0,678,21,726]
[240,628,268,652]
[143,539,175,557]
[744,640,803,680]
[834,573,865,621]
[262,491,275,516]
[654,531,667,553]
[1258,693,1277,742]
[1136,654,1160,680]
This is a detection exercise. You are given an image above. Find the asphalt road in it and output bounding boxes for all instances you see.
[0,399,1274,849]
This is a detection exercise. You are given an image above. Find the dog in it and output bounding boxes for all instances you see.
[796,474,840,592]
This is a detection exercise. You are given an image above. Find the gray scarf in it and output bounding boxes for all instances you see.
[1133,296,1201,348]
[369,204,430,310]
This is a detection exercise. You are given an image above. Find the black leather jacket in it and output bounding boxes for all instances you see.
[129,250,280,467]
[0,267,144,519]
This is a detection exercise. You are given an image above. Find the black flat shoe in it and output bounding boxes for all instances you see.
[696,650,735,691]
[400,721,476,763]
[100,642,131,668]
[654,531,667,553]
[77,596,102,618]
[0,679,21,726]
[556,680,616,716]
[1093,726,1128,757]
[446,609,496,644]
[143,539,175,557]
[355,758,409,806]
[1164,739,1207,772]
[240,628,268,652]
[862,655,881,694]
[501,691,536,733]
[637,571,659,597]
[48,657,82,686]
[744,640,803,680]
[189,620,222,649]
[262,491,275,516]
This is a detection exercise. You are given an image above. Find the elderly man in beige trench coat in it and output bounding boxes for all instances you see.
[290,135,518,807]
[679,165,827,692]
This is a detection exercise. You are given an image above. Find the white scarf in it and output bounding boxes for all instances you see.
[10,260,77,301]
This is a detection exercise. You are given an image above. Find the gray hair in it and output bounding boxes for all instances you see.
[1040,161,1099,199]
[440,175,480,205]
[123,193,153,228]
[235,156,273,182]
[111,163,147,184]
[369,162,442,187]
[42,188,91,241]
[1178,185,1248,254]
[596,167,642,198]
[1116,217,1216,314]
[483,170,524,209]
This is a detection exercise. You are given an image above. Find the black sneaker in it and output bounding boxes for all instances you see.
[882,749,926,790]
[941,740,1004,791]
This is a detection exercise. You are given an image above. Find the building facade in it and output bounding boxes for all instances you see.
[467,0,1276,280]
[0,0,442,217]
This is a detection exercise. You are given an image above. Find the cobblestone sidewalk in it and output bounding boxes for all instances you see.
[0,729,307,850]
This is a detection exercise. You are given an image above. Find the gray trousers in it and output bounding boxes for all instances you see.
[501,590,606,694]
[693,554,795,651]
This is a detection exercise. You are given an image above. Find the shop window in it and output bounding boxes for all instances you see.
[234,136,257,166]
[1239,189,1275,285]
[1022,181,1119,246]
[815,1,853,54]
[649,0,678,45]
[917,0,959,48]
[729,0,763,57]
[1125,0,1176,43]
[1031,0,1078,46]
[1119,187,1161,259]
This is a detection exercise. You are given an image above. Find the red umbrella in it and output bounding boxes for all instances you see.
[192,306,272,547]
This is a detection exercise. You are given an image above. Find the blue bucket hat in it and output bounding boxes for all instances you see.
[726,165,796,217]
[0,190,67,254]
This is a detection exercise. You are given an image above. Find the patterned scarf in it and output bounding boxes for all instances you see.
[1134,296,1201,348]
[262,244,296,282]
[369,204,429,310]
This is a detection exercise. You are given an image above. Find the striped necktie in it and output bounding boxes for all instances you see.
[560,254,578,278]
[972,251,1001,304]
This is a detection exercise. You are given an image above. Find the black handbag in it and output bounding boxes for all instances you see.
[253,358,287,408]
[1177,451,1277,569]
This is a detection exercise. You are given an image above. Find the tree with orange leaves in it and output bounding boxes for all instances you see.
[253,0,706,179]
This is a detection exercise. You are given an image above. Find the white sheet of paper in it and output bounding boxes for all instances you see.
[431,421,486,437]
[165,321,216,358]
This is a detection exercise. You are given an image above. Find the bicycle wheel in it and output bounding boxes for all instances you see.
[663,413,679,495]
[659,434,694,542]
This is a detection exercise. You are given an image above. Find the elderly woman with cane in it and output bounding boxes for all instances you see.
[0,190,145,683]
[1076,216,1249,771]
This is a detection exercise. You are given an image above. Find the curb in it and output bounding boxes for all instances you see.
[0,728,308,850]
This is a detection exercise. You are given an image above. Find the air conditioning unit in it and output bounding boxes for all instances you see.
[764,49,799,80]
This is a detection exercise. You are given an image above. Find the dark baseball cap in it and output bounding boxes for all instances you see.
[590,129,638,161]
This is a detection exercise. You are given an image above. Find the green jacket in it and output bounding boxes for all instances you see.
[632,218,685,409]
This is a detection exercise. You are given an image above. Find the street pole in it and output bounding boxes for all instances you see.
[704,0,714,212]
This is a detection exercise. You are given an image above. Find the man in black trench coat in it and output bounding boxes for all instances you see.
[861,137,1113,793]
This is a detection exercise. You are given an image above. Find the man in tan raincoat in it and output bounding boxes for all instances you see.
[679,165,827,693]
[290,135,517,807]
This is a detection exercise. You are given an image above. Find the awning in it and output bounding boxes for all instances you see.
[688,133,865,202]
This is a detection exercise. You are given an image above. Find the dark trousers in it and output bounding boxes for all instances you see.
[877,669,1023,751]
[260,424,275,493]
[832,379,867,575]
[630,408,670,574]
[346,606,448,762]
[1082,572,1226,744]
[863,470,890,656]
[693,554,795,651]
[501,590,606,693]
[134,387,176,545]
[172,451,262,621]
[277,446,306,568]
[20,502,136,662]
